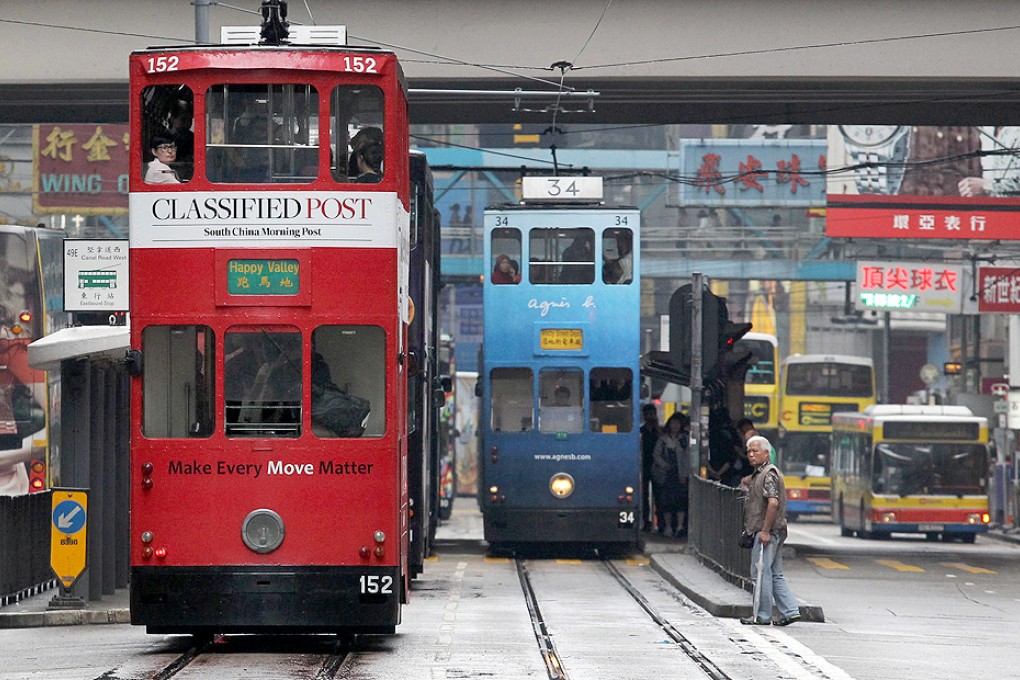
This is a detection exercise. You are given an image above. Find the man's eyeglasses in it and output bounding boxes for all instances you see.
[155,144,176,151]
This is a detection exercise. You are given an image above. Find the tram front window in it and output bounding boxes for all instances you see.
[141,85,195,183]
[224,328,302,437]
[206,83,319,184]
[589,367,633,432]
[539,369,584,434]
[490,368,533,432]
[530,228,594,284]
[330,86,385,183]
[142,325,214,438]
[310,326,382,438]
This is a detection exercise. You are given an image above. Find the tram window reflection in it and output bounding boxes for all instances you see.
[224,328,302,438]
[589,367,633,433]
[141,85,194,184]
[206,83,319,184]
[330,86,385,183]
[142,325,214,438]
[310,325,382,438]
[490,368,533,432]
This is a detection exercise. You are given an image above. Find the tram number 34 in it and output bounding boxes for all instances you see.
[359,575,393,595]
[618,511,635,526]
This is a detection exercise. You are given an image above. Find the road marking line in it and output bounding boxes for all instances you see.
[940,562,996,574]
[626,557,649,566]
[807,556,850,570]
[484,557,511,563]
[555,559,583,564]
[876,559,924,572]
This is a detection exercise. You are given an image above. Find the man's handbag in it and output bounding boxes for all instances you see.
[739,531,755,549]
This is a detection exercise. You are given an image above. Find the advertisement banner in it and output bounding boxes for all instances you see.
[33,124,130,215]
[826,126,1020,240]
[977,266,1020,313]
[855,260,964,314]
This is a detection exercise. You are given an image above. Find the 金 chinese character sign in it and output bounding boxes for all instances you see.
[856,260,963,313]
[679,139,827,207]
[826,125,1020,240]
[976,266,1020,313]
[34,124,130,215]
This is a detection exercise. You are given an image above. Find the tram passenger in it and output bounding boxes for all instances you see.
[540,385,583,433]
[349,126,384,183]
[145,133,180,184]
[602,234,633,284]
[640,404,660,532]
[651,412,689,537]
[559,235,594,283]
[167,99,195,179]
[741,434,802,626]
[491,254,521,284]
[310,351,371,438]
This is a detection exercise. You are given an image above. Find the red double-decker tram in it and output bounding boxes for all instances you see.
[128,10,413,635]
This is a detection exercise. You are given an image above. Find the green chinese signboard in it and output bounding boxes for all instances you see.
[227,259,300,296]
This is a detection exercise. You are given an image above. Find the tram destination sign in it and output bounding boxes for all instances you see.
[227,259,300,296]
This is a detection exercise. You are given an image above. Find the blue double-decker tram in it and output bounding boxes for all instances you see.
[479,177,640,551]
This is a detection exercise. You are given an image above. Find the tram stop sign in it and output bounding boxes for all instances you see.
[50,489,88,589]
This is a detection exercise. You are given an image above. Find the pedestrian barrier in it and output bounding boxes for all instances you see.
[689,476,751,591]
[0,490,57,605]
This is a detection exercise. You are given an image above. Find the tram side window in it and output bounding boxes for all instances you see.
[330,86,385,183]
[206,84,319,184]
[589,368,633,433]
[311,326,383,438]
[490,228,522,284]
[141,326,214,438]
[602,228,633,284]
[539,369,584,434]
[490,368,533,432]
[224,328,302,438]
[141,85,194,184]
[530,228,594,284]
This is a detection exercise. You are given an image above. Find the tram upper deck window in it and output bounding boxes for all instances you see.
[141,325,214,438]
[490,228,522,284]
[530,228,594,284]
[310,326,383,438]
[490,368,533,432]
[206,84,319,184]
[602,228,633,284]
[330,86,384,183]
[224,328,302,438]
[141,86,195,183]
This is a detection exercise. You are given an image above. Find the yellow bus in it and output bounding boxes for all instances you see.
[831,405,989,542]
[736,332,779,443]
[778,354,876,518]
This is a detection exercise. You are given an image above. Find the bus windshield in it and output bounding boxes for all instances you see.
[737,339,776,385]
[872,442,988,496]
[786,362,872,397]
[780,431,830,476]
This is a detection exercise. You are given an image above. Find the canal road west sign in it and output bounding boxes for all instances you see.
[50,488,87,589]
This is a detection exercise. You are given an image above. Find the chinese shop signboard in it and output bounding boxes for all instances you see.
[976,266,1020,313]
[826,125,1020,240]
[33,124,130,215]
[855,260,964,314]
[678,139,828,207]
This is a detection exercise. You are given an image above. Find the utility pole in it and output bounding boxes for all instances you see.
[690,272,703,475]
[195,0,212,44]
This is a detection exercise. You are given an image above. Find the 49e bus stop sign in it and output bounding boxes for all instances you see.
[50,489,88,589]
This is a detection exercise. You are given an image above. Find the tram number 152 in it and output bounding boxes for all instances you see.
[359,575,393,595]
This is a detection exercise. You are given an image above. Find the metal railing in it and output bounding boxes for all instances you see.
[0,490,56,605]
[688,476,751,591]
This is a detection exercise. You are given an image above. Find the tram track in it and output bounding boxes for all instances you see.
[91,634,354,680]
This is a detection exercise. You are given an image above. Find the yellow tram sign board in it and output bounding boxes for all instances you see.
[50,489,88,589]
[540,328,583,351]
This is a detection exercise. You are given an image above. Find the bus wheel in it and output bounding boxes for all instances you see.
[925,532,939,541]
[961,534,976,544]
[838,498,852,537]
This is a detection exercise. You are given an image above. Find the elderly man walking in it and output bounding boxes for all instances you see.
[740,434,802,626]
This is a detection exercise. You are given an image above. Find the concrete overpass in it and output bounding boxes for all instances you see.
[4,0,1020,126]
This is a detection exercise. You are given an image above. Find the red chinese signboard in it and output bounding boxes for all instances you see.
[976,266,1020,313]
[33,124,130,215]
[826,195,1020,240]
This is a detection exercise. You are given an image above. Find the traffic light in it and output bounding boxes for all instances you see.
[719,321,755,381]
[28,459,45,493]
[667,283,729,381]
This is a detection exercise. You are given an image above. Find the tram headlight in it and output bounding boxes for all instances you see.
[549,473,575,499]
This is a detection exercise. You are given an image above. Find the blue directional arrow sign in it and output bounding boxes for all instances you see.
[50,489,88,589]
[53,499,86,534]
